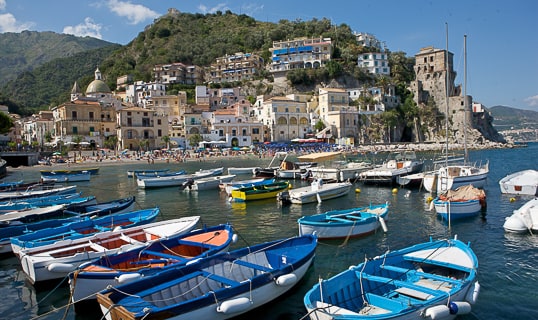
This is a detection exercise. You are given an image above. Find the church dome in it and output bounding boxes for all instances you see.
[86,79,111,94]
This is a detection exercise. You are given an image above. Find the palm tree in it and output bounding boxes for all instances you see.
[162,135,170,149]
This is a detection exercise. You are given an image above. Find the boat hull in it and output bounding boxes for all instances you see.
[423,164,489,193]
[433,199,482,220]
[298,203,389,239]
[499,169,538,196]
[18,215,199,284]
[282,181,352,205]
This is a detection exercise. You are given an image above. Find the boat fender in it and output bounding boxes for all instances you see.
[47,262,75,273]
[379,217,388,232]
[232,233,238,243]
[276,273,297,286]
[424,305,450,320]
[113,226,123,232]
[115,273,141,284]
[216,297,251,314]
[465,281,480,304]
[448,301,472,315]
[348,265,356,270]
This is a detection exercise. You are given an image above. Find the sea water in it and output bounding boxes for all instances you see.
[1,144,537,319]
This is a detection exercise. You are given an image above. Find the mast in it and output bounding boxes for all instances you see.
[445,23,449,168]
[463,34,469,164]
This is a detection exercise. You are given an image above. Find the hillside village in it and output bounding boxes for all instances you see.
[3,29,506,154]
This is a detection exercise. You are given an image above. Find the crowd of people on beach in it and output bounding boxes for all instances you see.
[35,138,514,168]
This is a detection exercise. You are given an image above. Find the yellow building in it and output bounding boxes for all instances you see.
[318,88,359,142]
[117,106,169,151]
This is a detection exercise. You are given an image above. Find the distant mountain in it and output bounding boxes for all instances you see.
[489,105,538,130]
[1,44,122,113]
[0,31,116,84]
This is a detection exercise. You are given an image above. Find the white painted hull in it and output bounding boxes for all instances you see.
[423,164,489,193]
[189,175,236,191]
[499,169,538,196]
[288,182,352,204]
[433,199,482,220]
[227,167,259,175]
[299,220,382,239]
[18,216,199,283]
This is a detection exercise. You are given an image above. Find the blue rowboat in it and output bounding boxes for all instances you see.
[63,196,136,217]
[304,236,480,320]
[298,202,389,239]
[69,223,236,309]
[10,206,158,254]
[96,234,317,320]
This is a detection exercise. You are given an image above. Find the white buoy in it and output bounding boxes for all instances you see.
[115,273,141,284]
[379,217,388,232]
[316,192,322,203]
[47,262,75,273]
[275,273,297,286]
[217,297,251,314]
[424,305,450,320]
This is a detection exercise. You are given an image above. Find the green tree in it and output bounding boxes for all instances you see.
[188,133,203,148]
[0,112,13,134]
[162,135,170,149]
[314,119,325,132]
[104,135,118,153]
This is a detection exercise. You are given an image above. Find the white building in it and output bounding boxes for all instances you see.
[125,81,167,107]
[357,52,390,75]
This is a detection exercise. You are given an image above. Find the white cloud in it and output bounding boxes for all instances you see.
[63,17,102,39]
[198,3,230,14]
[106,0,159,25]
[524,95,538,107]
[0,0,6,11]
[239,3,265,16]
[0,13,34,32]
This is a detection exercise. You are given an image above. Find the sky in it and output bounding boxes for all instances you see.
[1,0,537,111]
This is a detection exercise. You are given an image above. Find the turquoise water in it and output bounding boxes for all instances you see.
[1,144,537,319]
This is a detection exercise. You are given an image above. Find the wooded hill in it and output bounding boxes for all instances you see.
[0,9,415,115]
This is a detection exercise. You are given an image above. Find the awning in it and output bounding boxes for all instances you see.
[297,151,342,162]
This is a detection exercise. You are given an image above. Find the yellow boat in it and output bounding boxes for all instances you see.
[231,181,289,202]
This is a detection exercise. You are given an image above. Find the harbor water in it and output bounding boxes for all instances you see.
[1,143,537,319]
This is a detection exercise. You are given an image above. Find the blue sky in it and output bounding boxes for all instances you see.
[1,0,537,111]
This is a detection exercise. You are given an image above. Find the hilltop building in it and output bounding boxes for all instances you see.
[153,62,204,85]
[269,37,332,76]
[209,53,264,84]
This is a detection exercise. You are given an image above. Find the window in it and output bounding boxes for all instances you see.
[232,129,237,136]
[89,127,95,132]
[158,129,162,137]
[127,130,133,139]
[157,119,161,125]
[252,128,260,134]
[72,126,78,134]
[89,111,94,119]
[71,111,77,119]
[127,112,132,116]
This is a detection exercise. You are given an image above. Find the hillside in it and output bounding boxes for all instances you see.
[99,9,364,90]
[1,44,122,114]
[489,106,538,130]
[0,31,116,84]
